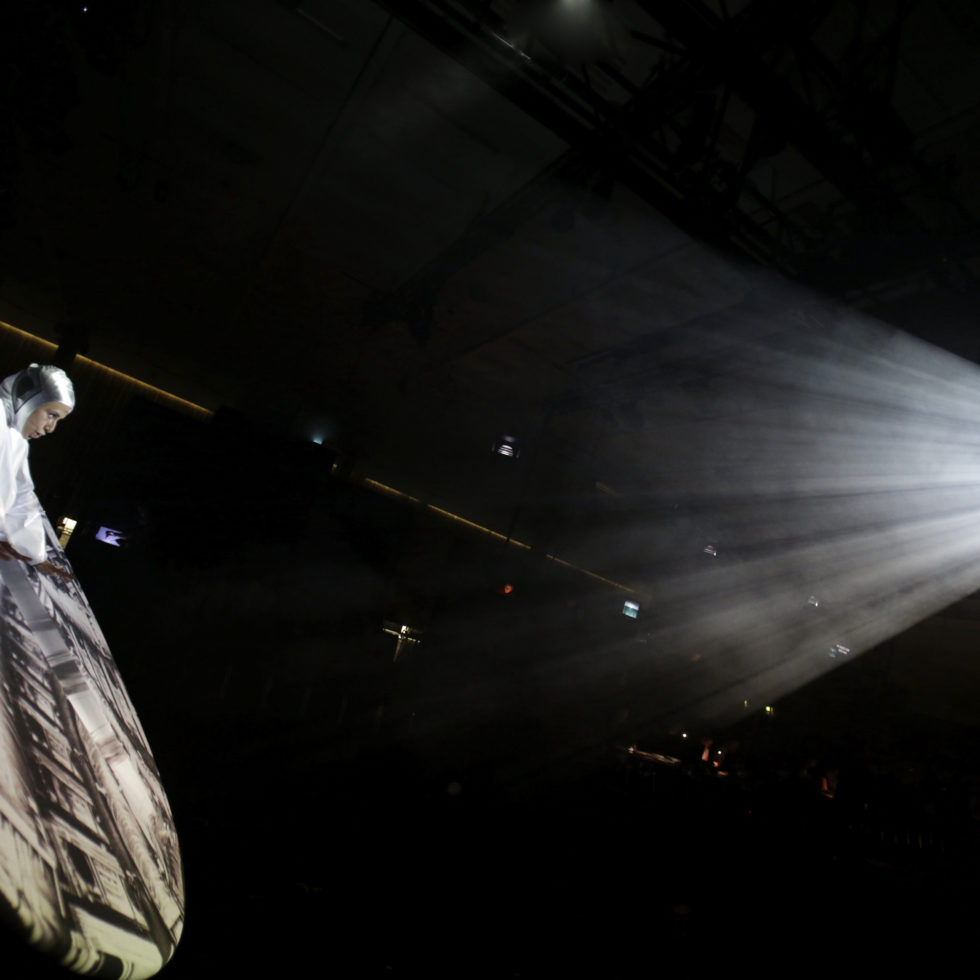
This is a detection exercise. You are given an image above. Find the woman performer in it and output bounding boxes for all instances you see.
[0,363,74,579]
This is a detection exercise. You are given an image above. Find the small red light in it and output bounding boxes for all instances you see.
[495,583,515,596]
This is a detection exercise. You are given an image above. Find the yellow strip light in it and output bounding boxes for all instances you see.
[544,553,635,593]
[363,478,420,503]
[0,320,58,352]
[361,476,635,593]
[75,355,212,418]
[426,505,532,550]
[0,321,212,418]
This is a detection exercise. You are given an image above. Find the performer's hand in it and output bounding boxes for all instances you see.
[34,560,73,581]
[0,541,31,562]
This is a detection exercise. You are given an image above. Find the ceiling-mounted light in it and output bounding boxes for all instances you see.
[382,621,422,662]
[492,434,520,458]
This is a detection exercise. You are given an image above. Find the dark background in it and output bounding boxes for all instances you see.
[3,1,980,974]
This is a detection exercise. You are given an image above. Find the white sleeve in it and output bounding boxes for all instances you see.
[4,469,47,564]
[0,437,47,564]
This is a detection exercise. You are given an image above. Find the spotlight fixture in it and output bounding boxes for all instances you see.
[492,434,520,458]
[382,621,422,661]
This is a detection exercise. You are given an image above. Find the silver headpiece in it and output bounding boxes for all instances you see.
[0,364,76,433]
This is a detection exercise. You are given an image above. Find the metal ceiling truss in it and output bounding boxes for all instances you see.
[370,0,803,313]
[372,0,979,333]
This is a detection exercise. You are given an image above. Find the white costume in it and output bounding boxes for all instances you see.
[0,365,75,565]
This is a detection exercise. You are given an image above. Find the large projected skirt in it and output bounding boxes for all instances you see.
[0,520,183,977]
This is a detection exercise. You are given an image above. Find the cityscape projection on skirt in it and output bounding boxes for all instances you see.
[0,517,183,978]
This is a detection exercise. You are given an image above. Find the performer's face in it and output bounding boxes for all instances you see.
[22,402,72,440]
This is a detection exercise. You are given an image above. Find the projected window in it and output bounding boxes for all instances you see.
[623,600,639,619]
[95,527,127,547]
[66,842,96,888]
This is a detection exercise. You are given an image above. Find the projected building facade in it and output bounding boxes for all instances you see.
[0,523,183,978]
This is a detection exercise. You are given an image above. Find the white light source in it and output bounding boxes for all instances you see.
[382,621,421,662]
[493,434,520,458]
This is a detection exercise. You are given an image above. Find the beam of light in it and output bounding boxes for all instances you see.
[403,286,980,789]
[545,289,980,735]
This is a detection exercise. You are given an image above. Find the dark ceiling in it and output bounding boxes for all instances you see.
[5,1,980,424]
